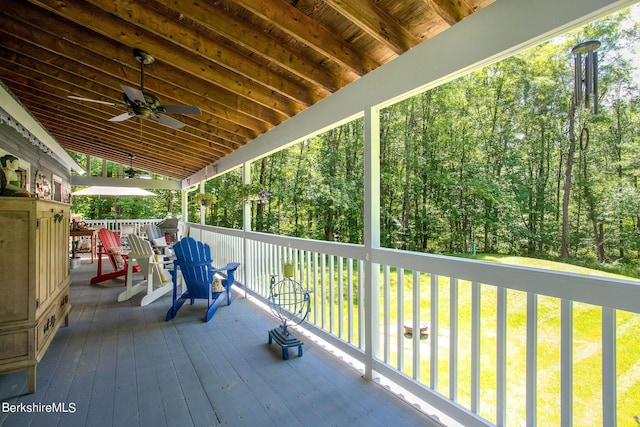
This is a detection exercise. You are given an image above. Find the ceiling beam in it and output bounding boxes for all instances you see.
[232,0,381,76]
[424,0,475,26]
[323,0,421,54]
[150,0,345,95]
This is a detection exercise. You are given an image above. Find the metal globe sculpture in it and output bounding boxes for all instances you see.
[268,275,310,360]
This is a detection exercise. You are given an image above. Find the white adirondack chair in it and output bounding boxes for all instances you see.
[118,234,177,306]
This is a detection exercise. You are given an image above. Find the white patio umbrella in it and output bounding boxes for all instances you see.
[71,186,156,197]
[71,186,157,226]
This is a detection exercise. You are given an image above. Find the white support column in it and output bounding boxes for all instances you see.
[181,189,188,222]
[199,181,205,225]
[242,161,251,294]
[363,106,380,380]
[242,162,251,232]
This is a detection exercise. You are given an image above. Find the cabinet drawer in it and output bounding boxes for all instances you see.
[36,289,70,356]
[56,289,70,316]
[36,306,58,352]
[0,329,31,362]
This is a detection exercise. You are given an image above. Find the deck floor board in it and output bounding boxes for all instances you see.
[0,259,443,427]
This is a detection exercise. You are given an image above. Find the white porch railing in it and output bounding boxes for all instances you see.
[81,219,162,235]
[188,222,640,427]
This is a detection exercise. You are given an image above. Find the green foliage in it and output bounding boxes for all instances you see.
[71,188,181,220]
[186,8,640,270]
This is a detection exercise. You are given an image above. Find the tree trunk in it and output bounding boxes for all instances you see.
[561,103,577,259]
[581,147,605,263]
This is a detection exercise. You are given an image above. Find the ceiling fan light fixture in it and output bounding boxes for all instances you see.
[133,48,155,65]
[137,106,153,118]
[123,151,152,180]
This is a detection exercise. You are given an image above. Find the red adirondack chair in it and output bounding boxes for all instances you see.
[90,228,140,285]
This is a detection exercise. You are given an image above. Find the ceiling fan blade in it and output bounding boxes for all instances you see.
[120,84,146,104]
[152,113,185,129]
[68,95,120,107]
[162,105,201,115]
[108,112,135,122]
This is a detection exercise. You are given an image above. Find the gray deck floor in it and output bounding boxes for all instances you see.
[0,258,443,427]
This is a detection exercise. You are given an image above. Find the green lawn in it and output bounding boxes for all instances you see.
[302,254,639,425]
[378,255,640,426]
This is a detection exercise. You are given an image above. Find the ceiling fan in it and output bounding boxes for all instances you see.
[123,152,152,180]
[68,48,201,129]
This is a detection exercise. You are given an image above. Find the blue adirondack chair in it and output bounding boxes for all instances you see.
[165,237,240,322]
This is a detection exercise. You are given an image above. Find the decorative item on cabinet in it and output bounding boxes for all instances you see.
[34,170,52,200]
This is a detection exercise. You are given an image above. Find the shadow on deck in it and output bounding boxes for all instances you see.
[0,257,444,427]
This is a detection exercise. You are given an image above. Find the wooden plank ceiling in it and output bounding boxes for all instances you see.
[0,0,493,181]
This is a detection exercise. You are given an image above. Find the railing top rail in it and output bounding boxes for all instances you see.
[189,222,640,314]
[190,223,364,259]
[375,247,640,314]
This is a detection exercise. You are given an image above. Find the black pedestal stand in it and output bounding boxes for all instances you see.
[268,324,303,360]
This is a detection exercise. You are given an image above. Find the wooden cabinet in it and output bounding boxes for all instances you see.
[0,198,71,393]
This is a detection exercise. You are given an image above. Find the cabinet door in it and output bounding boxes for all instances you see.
[36,205,70,307]
[53,208,70,290]
[0,209,31,323]
[36,211,53,306]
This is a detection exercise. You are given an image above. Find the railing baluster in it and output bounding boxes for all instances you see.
[255,241,260,294]
[305,251,312,323]
[261,241,267,294]
[526,292,538,427]
[471,281,481,414]
[412,270,420,380]
[247,239,253,291]
[358,261,364,350]
[321,253,326,330]
[602,307,616,426]
[383,265,391,363]
[497,286,506,427]
[347,257,354,344]
[397,267,404,372]
[262,241,268,294]
[313,252,319,326]
[430,273,438,391]
[338,256,344,338]
[561,299,573,427]
[329,255,335,335]
[450,278,458,401]
[249,240,255,292]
